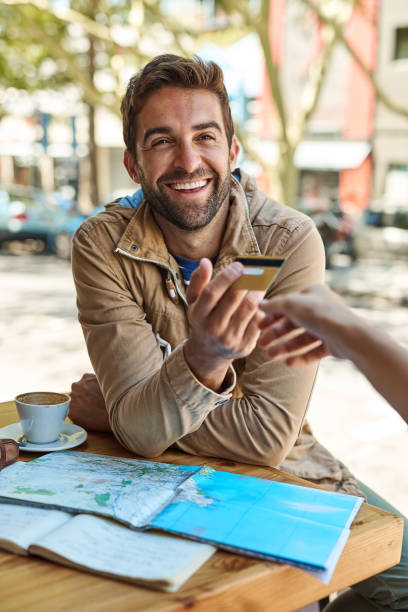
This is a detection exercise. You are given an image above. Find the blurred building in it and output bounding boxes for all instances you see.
[0,92,85,205]
[0,90,134,210]
[256,0,408,213]
[373,0,408,209]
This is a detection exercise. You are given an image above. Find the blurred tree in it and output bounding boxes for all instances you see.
[83,0,99,205]
[0,0,407,207]
[220,0,408,206]
[217,0,353,207]
[0,3,70,92]
[302,0,408,121]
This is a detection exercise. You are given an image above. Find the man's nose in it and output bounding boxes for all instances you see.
[173,142,201,174]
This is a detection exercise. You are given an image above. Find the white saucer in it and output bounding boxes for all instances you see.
[0,422,87,452]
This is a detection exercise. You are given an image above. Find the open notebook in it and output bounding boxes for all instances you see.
[0,502,215,592]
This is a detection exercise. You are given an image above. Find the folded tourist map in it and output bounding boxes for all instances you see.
[0,451,364,584]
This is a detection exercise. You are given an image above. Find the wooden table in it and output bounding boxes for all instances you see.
[0,400,403,612]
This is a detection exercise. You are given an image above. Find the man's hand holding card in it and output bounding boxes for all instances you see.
[184,257,285,392]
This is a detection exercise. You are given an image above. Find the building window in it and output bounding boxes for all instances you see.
[394,27,408,60]
[384,163,408,206]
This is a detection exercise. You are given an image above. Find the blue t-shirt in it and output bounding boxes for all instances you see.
[172,255,199,285]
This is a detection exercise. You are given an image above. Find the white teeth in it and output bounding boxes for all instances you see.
[171,180,207,190]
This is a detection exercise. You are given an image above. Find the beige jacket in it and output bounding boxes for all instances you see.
[72,171,361,496]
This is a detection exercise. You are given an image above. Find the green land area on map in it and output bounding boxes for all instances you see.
[0,451,201,527]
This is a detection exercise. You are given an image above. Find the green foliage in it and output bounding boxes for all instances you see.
[0,4,69,90]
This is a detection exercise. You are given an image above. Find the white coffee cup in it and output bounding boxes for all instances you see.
[15,392,70,444]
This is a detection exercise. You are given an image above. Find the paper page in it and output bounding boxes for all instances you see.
[151,467,364,582]
[0,502,71,552]
[0,452,200,527]
[31,514,215,591]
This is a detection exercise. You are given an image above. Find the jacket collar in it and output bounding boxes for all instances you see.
[213,173,261,272]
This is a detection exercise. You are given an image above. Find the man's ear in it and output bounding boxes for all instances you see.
[124,150,140,183]
[229,136,240,171]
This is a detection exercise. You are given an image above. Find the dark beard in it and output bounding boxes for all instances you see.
[137,166,231,232]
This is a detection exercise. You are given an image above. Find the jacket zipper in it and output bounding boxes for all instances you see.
[114,247,188,307]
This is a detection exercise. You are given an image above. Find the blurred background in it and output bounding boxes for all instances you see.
[0,0,407,513]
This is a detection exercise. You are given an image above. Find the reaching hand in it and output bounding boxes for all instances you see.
[257,285,359,366]
[258,284,408,422]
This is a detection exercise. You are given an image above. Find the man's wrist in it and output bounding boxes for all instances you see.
[183,339,232,393]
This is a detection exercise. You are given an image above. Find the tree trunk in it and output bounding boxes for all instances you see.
[88,34,99,207]
[277,143,299,208]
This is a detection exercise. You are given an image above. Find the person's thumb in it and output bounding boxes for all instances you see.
[186,258,213,305]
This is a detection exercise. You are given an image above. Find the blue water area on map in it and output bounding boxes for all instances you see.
[150,469,363,570]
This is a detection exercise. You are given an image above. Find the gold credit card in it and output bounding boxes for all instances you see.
[231,256,285,291]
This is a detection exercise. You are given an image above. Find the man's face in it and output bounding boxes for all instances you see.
[125,86,239,232]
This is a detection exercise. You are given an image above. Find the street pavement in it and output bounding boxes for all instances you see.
[327,255,408,307]
[1,253,407,516]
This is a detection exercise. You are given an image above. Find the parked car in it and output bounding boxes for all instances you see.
[0,185,67,252]
[351,203,408,260]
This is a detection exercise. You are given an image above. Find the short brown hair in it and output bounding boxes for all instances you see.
[121,54,234,159]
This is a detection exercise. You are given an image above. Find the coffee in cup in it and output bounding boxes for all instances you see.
[15,392,70,444]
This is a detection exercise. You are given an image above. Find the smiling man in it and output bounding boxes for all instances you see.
[71,54,327,464]
[70,56,407,611]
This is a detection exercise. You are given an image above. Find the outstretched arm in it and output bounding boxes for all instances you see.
[258,285,408,423]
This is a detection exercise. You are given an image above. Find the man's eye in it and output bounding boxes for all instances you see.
[198,134,214,141]
[152,138,171,147]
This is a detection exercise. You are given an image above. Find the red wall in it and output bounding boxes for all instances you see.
[343,0,378,139]
[341,0,378,210]
[339,156,373,213]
